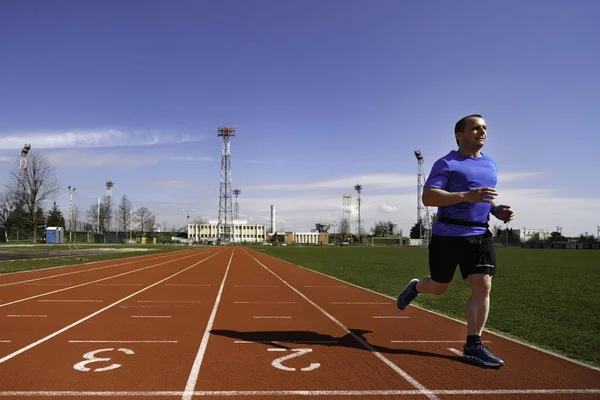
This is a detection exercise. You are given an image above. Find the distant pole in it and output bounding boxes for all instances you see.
[354,184,363,241]
[68,186,76,242]
[97,198,100,234]
[233,189,241,220]
[182,208,193,237]
[105,181,114,235]
[596,225,599,240]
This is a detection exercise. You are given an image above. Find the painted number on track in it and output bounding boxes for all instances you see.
[73,348,135,372]
[267,348,320,372]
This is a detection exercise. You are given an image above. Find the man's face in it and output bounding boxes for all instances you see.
[456,117,487,149]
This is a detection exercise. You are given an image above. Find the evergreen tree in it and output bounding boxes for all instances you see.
[46,202,65,228]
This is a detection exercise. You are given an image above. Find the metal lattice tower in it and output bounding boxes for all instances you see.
[342,194,352,236]
[217,126,235,243]
[233,189,241,220]
[105,180,114,234]
[354,184,363,237]
[18,144,31,196]
[414,150,431,247]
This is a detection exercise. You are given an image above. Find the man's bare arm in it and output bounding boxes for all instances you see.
[422,187,497,207]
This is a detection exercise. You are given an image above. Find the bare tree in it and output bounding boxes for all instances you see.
[72,205,81,232]
[116,195,133,235]
[87,197,110,233]
[339,217,351,239]
[134,207,154,236]
[0,191,17,229]
[5,152,60,242]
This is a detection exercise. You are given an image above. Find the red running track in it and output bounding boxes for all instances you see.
[0,247,598,400]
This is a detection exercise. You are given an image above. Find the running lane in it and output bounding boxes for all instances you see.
[193,249,434,399]
[243,249,600,400]
[0,249,218,372]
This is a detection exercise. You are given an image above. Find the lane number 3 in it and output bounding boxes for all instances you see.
[73,348,135,372]
[268,348,320,372]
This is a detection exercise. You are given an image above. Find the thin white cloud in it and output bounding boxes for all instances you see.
[153,180,195,189]
[0,156,11,162]
[378,204,397,213]
[248,174,415,192]
[46,151,160,168]
[41,150,213,168]
[246,171,543,193]
[0,129,204,150]
[171,156,214,162]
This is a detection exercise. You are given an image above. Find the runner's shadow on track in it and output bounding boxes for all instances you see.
[210,328,465,365]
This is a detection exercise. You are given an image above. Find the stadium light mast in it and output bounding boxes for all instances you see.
[414,150,431,247]
[18,144,31,196]
[68,186,76,242]
[105,181,114,235]
[354,184,363,240]
[217,126,235,243]
[233,188,241,220]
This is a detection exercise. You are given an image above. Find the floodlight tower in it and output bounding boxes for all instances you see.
[68,186,76,242]
[342,194,352,237]
[233,188,241,220]
[105,181,114,234]
[414,150,431,247]
[18,144,31,195]
[354,184,363,237]
[217,126,235,243]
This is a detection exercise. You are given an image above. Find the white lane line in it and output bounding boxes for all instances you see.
[234,301,296,304]
[137,300,202,303]
[331,302,391,305]
[6,315,47,318]
[234,340,337,344]
[166,284,211,287]
[392,340,491,343]
[252,316,292,319]
[69,340,178,343]
[0,341,10,343]
[244,250,440,400]
[2,389,600,396]
[24,283,70,286]
[182,249,234,400]
[95,283,143,286]
[0,250,222,365]
[448,348,463,357]
[304,285,348,288]
[0,248,199,279]
[37,300,103,303]
[372,316,410,319]
[131,316,172,319]
[0,252,202,309]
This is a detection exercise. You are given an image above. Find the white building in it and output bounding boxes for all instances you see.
[188,219,267,243]
[517,228,553,242]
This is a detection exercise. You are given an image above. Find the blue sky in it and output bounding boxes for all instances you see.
[1,0,598,237]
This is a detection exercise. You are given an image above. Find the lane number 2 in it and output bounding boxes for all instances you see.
[73,348,134,372]
[267,348,320,372]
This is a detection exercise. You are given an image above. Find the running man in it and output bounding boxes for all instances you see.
[396,114,515,368]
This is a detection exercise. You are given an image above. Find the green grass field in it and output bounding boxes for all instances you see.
[260,246,600,368]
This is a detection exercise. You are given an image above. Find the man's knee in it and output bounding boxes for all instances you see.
[430,281,451,295]
[468,273,492,297]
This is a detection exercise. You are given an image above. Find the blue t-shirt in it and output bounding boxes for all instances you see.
[424,150,498,237]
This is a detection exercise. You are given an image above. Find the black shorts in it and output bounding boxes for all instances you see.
[428,230,496,284]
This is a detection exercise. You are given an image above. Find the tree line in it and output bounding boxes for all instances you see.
[1,152,160,242]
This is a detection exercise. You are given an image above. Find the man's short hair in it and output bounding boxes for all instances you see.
[455,114,483,146]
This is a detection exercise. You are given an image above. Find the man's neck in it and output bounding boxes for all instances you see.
[458,146,482,158]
